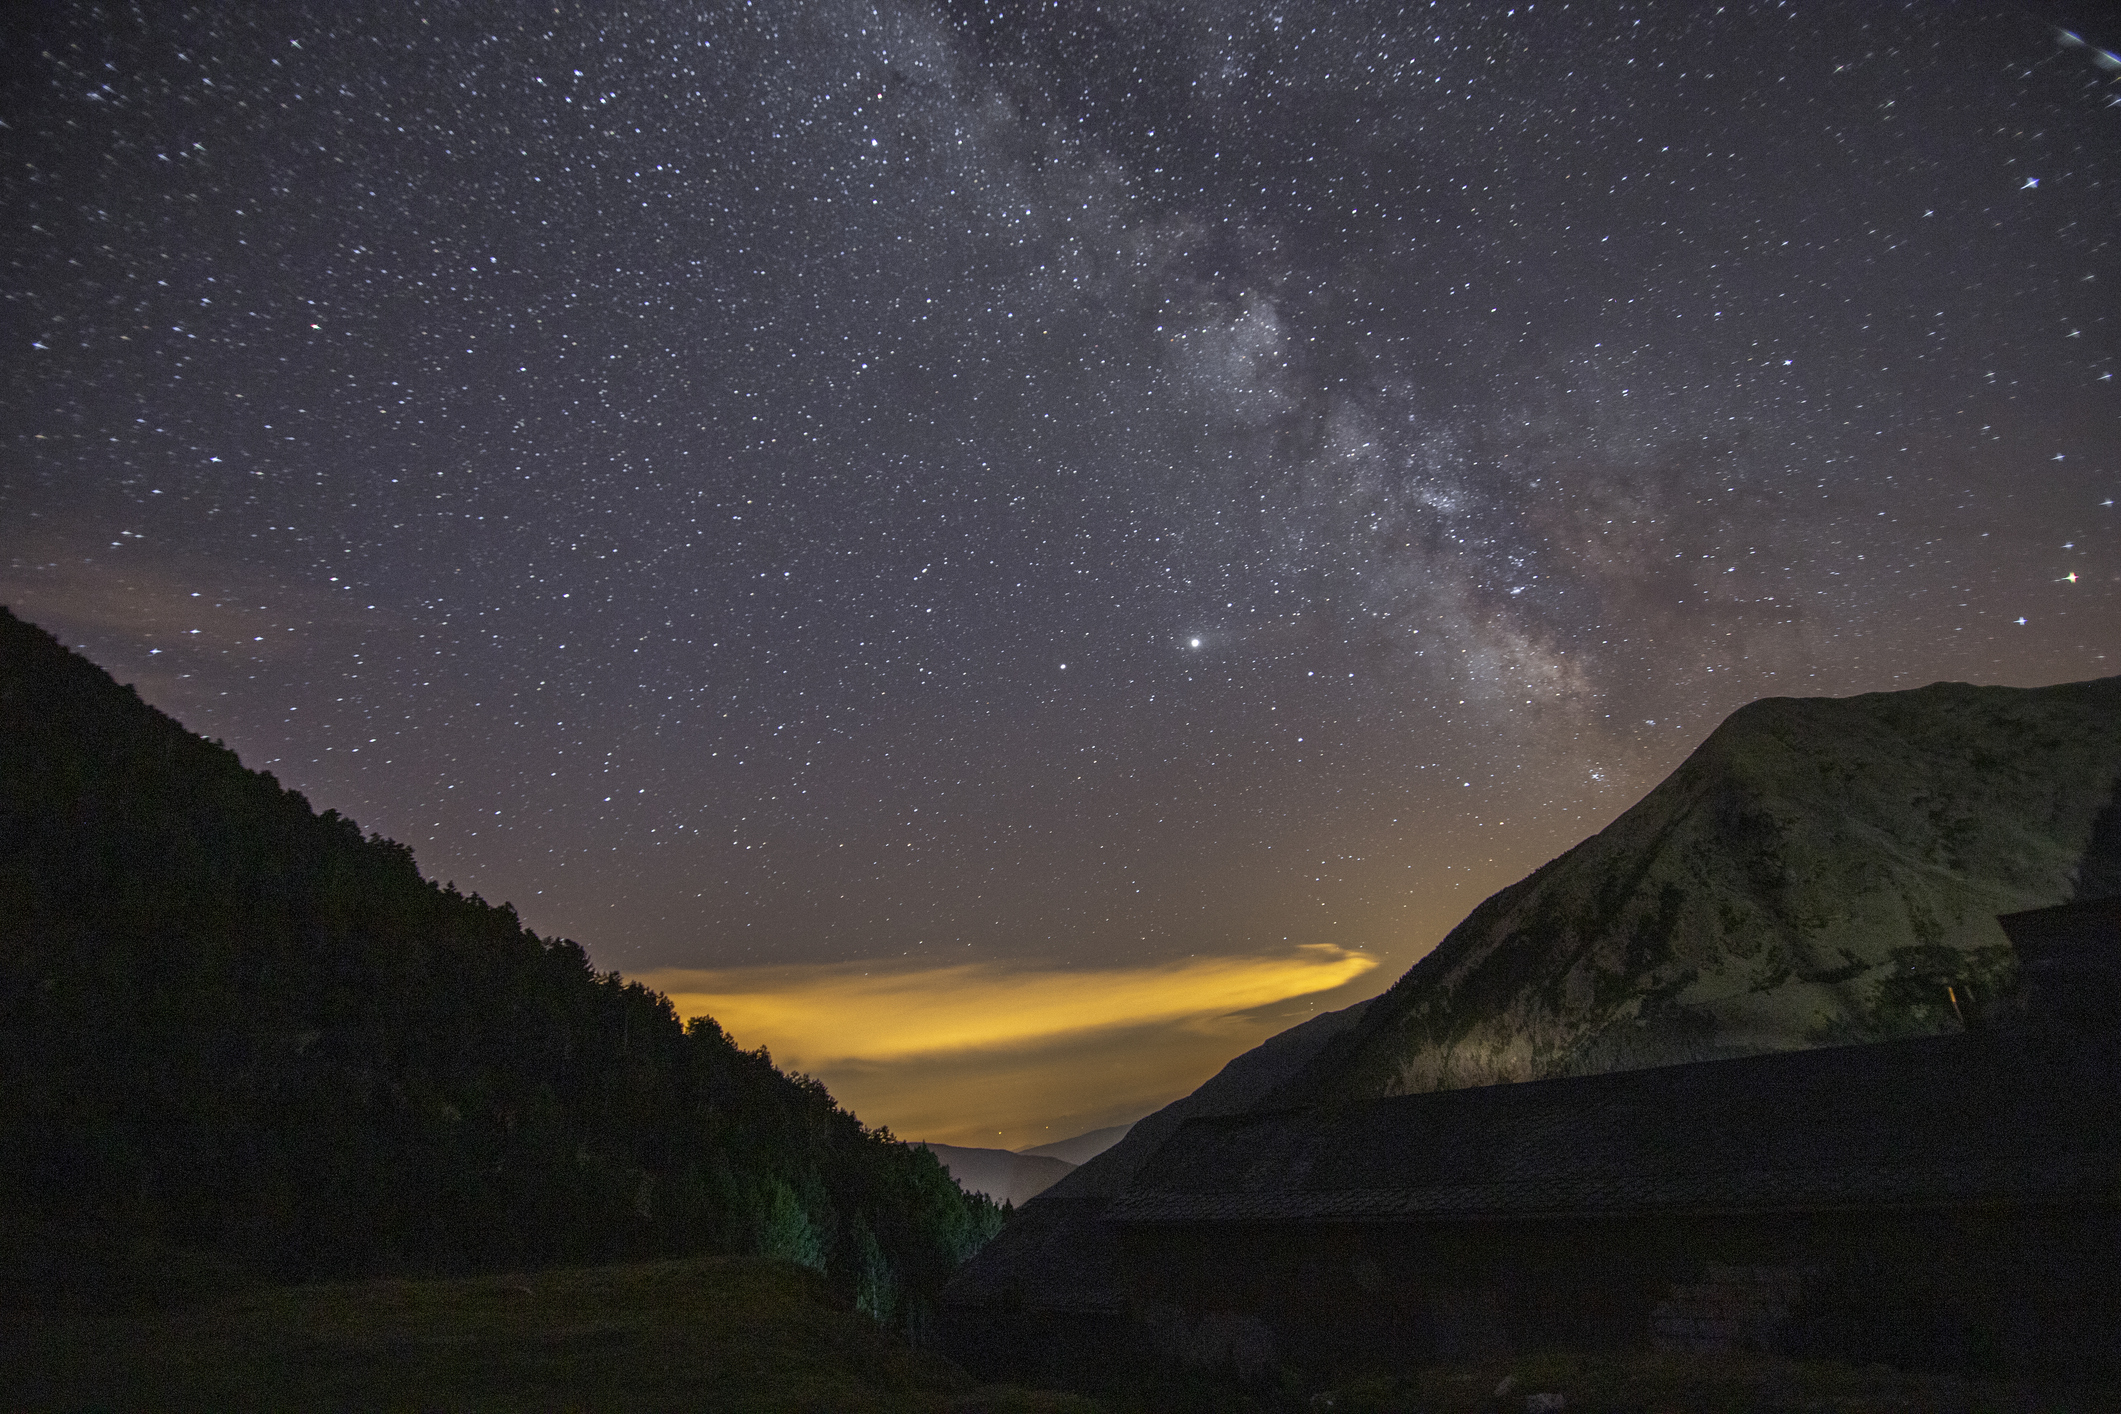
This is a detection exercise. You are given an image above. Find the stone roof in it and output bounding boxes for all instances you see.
[1108,1030,2121,1225]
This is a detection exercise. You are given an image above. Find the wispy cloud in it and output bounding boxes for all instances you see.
[641,943,1376,1061]
[635,944,1381,1147]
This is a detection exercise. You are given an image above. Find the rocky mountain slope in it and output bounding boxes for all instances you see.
[1271,676,2121,1105]
[940,674,2121,1361]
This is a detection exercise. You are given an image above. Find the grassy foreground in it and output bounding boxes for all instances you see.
[7,1254,2111,1414]
[0,1254,1100,1413]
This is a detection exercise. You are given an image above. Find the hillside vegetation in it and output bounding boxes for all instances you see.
[0,1254,1102,1413]
[0,606,999,1322]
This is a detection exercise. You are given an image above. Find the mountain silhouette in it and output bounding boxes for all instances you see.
[0,606,999,1319]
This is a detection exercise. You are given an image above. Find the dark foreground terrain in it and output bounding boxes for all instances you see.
[1290,1352,2116,1414]
[4,1253,2108,1414]
[0,1224,2105,1414]
[0,1253,1101,1413]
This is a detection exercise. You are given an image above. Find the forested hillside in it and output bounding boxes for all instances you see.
[0,607,999,1321]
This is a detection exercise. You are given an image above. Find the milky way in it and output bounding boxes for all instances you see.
[4,3,2116,1005]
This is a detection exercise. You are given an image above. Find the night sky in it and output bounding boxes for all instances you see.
[5,2,2116,1146]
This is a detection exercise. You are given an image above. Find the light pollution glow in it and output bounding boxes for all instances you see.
[639,943,1380,1148]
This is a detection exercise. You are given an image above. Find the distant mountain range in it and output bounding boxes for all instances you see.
[943,673,2121,1330]
[1019,1124,1132,1166]
[914,1125,1133,1207]
[913,1146,1076,1208]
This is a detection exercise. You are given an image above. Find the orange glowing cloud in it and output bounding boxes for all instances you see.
[641,943,1377,1062]
[634,945,1382,1147]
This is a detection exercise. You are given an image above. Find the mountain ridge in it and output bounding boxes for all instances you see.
[1268,676,2121,1108]
[940,672,2121,1340]
[0,605,1000,1319]
[1019,1124,1132,1166]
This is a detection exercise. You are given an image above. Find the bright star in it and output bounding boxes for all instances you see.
[1189,637,1202,649]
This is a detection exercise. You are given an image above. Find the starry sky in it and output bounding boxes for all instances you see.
[5,2,2117,1147]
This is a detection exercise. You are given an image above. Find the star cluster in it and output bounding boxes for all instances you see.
[4,2,2115,1037]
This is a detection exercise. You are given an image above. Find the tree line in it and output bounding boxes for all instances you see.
[0,606,1000,1324]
